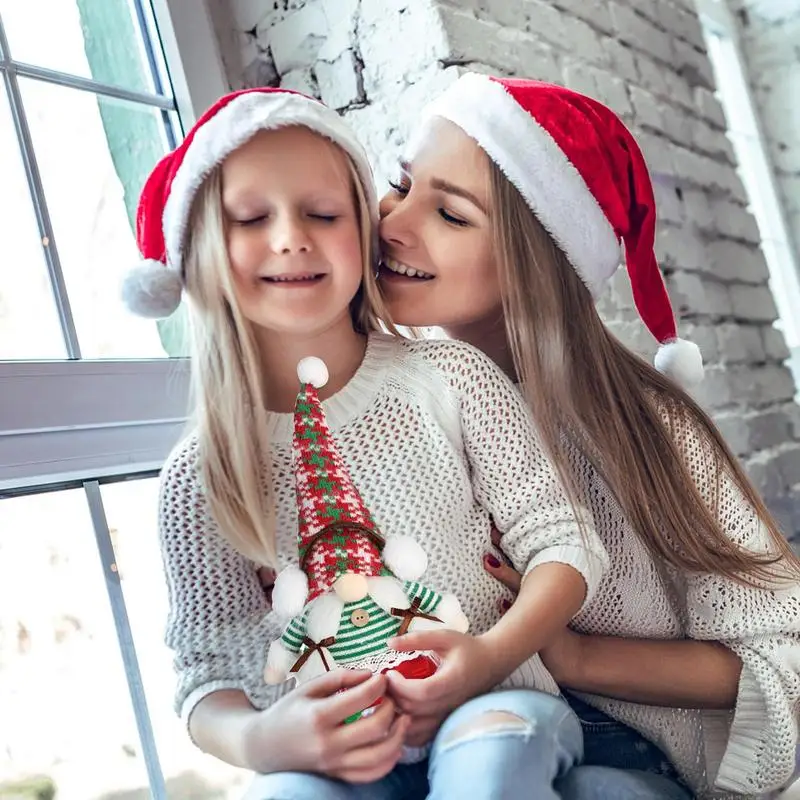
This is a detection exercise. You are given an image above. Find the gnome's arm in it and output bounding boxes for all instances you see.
[264,615,305,685]
[403,580,469,633]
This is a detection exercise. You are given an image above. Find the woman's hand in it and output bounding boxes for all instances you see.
[385,630,498,721]
[483,526,522,593]
[242,670,410,783]
[258,566,277,607]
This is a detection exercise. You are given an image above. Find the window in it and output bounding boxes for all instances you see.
[0,0,182,361]
[0,481,250,798]
[0,2,239,797]
[696,0,800,394]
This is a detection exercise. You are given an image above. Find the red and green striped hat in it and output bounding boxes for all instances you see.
[293,357,390,602]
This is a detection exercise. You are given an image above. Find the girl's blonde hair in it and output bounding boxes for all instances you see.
[489,161,800,585]
[181,145,392,566]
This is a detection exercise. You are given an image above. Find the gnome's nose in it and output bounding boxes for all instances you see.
[334,572,369,602]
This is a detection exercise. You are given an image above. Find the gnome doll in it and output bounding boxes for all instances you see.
[264,357,469,713]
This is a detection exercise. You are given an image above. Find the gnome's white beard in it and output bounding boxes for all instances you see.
[304,574,411,638]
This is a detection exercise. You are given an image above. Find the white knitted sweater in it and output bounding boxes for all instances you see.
[159,333,799,798]
[566,412,800,798]
[158,337,604,732]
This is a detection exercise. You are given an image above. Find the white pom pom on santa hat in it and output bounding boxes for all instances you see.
[297,357,329,388]
[654,338,704,389]
[121,259,182,319]
[271,564,309,619]
[382,535,428,582]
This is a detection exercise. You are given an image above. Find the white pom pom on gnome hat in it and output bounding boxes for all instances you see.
[654,338,704,389]
[383,535,428,582]
[297,356,329,388]
[271,564,309,619]
[121,259,183,319]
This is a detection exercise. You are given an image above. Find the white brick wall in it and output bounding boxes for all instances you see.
[729,0,800,306]
[210,0,800,542]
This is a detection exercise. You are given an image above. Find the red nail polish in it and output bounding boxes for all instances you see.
[485,554,501,568]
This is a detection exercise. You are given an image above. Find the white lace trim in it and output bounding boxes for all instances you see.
[344,648,439,673]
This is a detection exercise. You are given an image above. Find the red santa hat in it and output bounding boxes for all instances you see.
[121,87,378,319]
[419,73,703,388]
[271,357,428,618]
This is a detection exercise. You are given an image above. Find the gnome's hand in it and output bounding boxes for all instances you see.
[427,593,469,633]
[264,640,295,685]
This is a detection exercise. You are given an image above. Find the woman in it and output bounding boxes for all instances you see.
[377,73,800,798]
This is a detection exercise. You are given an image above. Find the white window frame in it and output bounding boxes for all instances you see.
[0,5,230,799]
[0,0,227,493]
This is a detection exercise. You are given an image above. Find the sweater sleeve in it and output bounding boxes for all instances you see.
[158,437,289,726]
[671,415,800,794]
[421,340,608,608]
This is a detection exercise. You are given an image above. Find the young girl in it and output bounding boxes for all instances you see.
[378,73,800,798]
[121,87,610,799]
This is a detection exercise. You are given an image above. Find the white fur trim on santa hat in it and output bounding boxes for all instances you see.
[271,563,309,619]
[163,91,377,276]
[382,535,428,581]
[416,73,621,298]
[121,259,182,319]
[297,356,329,388]
[654,338,704,388]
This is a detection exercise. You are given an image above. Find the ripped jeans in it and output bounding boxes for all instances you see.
[243,689,693,800]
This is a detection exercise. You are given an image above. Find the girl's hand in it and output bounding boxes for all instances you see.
[403,711,450,748]
[385,630,498,720]
[242,670,410,783]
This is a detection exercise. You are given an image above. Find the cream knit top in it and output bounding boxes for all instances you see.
[158,334,799,797]
[566,410,800,797]
[159,338,602,716]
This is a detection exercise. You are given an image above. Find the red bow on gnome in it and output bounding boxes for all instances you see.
[264,357,469,722]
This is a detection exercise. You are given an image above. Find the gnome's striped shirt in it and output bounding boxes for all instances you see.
[281,581,441,664]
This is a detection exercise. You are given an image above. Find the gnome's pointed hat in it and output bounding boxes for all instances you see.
[271,357,428,618]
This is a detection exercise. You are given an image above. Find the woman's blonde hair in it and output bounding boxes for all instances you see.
[489,161,800,585]
[181,144,392,566]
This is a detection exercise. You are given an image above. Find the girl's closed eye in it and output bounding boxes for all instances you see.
[234,213,268,227]
[308,212,339,222]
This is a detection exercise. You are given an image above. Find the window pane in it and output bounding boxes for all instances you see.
[0,489,149,797]
[1,0,165,97]
[0,84,66,359]
[101,480,251,797]
[19,77,178,358]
